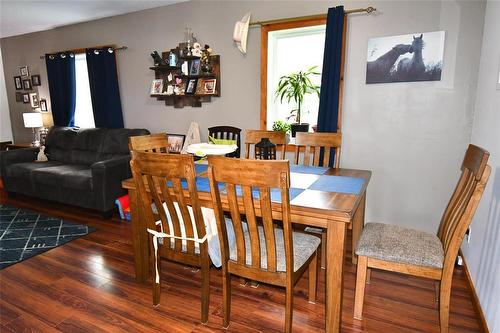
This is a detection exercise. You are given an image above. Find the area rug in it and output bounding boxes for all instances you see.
[0,204,96,269]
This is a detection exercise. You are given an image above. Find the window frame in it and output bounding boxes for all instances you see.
[260,18,346,134]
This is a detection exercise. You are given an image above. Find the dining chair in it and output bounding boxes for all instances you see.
[207,156,320,332]
[208,126,241,157]
[353,144,491,333]
[130,151,210,323]
[293,132,342,168]
[129,133,169,153]
[244,129,286,160]
[293,132,342,269]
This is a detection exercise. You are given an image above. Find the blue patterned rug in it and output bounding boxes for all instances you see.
[0,204,96,269]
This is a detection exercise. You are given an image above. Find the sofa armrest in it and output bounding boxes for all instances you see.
[0,147,39,179]
[91,155,131,211]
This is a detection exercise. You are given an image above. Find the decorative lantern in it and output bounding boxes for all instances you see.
[255,138,276,160]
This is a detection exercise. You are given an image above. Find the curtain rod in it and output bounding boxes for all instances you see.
[249,6,376,27]
[39,46,128,59]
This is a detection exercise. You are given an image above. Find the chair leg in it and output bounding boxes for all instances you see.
[366,268,372,284]
[151,239,161,307]
[285,284,294,333]
[353,256,368,320]
[222,269,231,329]
[439,276,452,333]
[200,256,210,324]
[308,250,318,304]
[321,231,327,269]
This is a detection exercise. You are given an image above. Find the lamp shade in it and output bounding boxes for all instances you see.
[23,113,43,128]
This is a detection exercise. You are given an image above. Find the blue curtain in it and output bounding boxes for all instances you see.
[317,6,345,167]
[45,52,76,126]
[86,48,124,128]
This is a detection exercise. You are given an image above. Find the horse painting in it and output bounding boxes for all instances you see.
[366,31,445,84]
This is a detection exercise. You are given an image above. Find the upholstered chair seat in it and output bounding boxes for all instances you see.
[355,222,444,269]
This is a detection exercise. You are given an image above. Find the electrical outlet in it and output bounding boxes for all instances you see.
[465,227,471,243]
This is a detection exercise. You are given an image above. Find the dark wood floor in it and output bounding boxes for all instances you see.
[0,195,483,332]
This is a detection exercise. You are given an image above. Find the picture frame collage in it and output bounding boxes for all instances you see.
[150,53,217,97]
[14,66,47,111]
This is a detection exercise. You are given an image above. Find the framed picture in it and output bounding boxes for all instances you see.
[165,85,174,95]
[15,92,23,102]
[40,99,48,111]
[366,31,445,84]
[181,61,189,75]
[185,79,197,94]
[174,77,185,95]
[204,79,216,94]
[22,93,30,104]
[150,79,164,94]
[31,75,41,86]
[189,59,201,76]
[20,66,29,77]
[167,134,186,153]
[29,93,39,108]
[22,78,32,90]
[14,76,22,90]
[168,52,178,67]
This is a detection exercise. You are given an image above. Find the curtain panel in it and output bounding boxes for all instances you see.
[316,6,345,167]
[45,52,76,127]
[86,48,124,128]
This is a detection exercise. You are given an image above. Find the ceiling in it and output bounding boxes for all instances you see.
[0,0,187,38]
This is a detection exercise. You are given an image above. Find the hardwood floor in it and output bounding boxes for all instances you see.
[0,195,483,332]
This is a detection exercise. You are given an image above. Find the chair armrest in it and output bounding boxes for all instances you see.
[0,147,39,179]
[91,156,131,211]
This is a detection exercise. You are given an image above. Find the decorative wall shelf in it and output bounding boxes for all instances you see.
[149,42,220,108]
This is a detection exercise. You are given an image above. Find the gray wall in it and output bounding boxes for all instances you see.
[462,1,500,331]
[0,0,485,236]
[0,47,13,141]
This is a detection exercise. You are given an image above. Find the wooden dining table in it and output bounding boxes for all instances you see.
[122,163,371,333]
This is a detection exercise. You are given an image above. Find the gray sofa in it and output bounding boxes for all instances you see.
[0,126,149,217]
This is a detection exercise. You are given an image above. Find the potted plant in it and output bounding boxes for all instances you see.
[272,120,291,143]
[275,66,320,137]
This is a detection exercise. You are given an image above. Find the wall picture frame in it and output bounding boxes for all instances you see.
[20,66,29,77]
[185,79,197,94]
[150,79,164,94]
[167,134,186,153]
[40,99,48,111]
[189,59,201,76]
[31,74,41,86]
[22,78,32,90]
[204,79,216,94]
[14,76,22,90]
[22,93,30,104]
[15,92,23,102]
[29,92,39,108]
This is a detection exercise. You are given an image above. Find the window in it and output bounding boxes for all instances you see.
[74,53,95,128]
[261,19,326,130]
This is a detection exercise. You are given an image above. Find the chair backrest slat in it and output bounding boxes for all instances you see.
[130,151,206,256]
[244,130,286,160]
[208,126,242,158]
[437,144,490,259]
[129,133,169,153]
[208,157,292,275]
[294,132,342,168]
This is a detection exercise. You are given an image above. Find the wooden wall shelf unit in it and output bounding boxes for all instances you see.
[150,43,220,108]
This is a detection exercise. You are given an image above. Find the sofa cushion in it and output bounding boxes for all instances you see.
[32,165,92,190]
[5,161,63,179]
[70,128,107,165]
[45,127,78,163]
[100,128,150,155]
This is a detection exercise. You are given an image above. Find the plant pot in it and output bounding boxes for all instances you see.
[290,123,309,137]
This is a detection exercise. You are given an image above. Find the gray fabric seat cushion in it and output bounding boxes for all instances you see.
[32,165,92,190]
[355,222,444,269]
[5,161,63,178]
[229,226,320,272]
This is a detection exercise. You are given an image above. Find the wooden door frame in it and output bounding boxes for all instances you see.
[260,17,346,133]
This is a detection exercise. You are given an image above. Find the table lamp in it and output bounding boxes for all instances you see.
[23,113,43,146]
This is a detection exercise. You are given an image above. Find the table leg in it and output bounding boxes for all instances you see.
[129,189,150,282]
[325,220,346,333]
[351,193,366,265]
